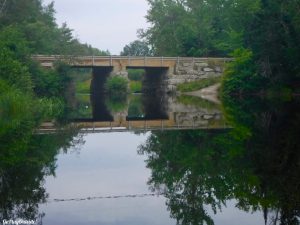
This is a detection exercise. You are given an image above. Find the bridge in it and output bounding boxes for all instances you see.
[32,55,231,91]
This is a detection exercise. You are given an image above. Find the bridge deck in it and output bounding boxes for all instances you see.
[32,55,231,68]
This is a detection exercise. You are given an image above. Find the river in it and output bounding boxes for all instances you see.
[1,92,300,225]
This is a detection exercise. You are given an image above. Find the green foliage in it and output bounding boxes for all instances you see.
[221,48,264,95]
[0,127,81,220]
[142,0,300,92]
[138,130,237,224]
[141,0,260,57]
[139,97,300,224]
[0,80,38,136]
[129,81,142,93]
[177,77,221,92]
[0,27,33,93]
[128,95,144,117]
[69,94,92,119]
[0,79,65,133]
[245,0,300,83]
[121,40,151,56]
[0,79,66,167]
[221,96,300,221]
[127,69,144,81]
[105,95,127,113]
[105,76,128,95]
[0,46,33,93]
[0,1,109,56]
[76,79,91,94]
[69,68,92,94]
[0,0,108,132]
[128,69,144,93]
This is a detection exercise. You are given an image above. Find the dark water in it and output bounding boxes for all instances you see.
[1,94,300,225]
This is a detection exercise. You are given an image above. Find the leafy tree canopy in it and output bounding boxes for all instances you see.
[121,40,152,56]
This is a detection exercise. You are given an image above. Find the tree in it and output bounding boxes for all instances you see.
[120,40,152,56]
[140,0,260,57]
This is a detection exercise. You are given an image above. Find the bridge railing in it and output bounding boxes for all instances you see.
[32,54,232,62]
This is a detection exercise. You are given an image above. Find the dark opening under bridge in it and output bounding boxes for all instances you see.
[33,55,231,92]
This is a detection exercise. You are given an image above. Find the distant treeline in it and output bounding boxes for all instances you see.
[140,0,300,94]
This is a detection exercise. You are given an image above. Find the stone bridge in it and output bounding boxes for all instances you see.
[32,55,231,91]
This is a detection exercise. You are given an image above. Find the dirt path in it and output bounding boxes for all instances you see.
[183,83,221,104]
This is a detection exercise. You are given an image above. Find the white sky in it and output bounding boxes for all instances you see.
[43,0,149,55]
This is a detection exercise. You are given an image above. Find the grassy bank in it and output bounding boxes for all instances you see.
[177,77,221,92]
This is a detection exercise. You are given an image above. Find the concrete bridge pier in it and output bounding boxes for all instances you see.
[91,67,113,94]
[142,67,169,93]
[112,63,129,79]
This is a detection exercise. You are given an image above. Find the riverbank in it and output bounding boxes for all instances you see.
[181,83,221,104]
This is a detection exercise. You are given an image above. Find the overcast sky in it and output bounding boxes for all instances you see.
[43,0,149,55]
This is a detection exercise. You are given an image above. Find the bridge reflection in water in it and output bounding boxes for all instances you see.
[40,93,230,133]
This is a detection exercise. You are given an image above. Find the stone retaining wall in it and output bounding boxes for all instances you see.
[166,59,226,91]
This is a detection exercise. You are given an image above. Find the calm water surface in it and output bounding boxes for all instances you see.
[39,132,264,225]
[1,93,300,225]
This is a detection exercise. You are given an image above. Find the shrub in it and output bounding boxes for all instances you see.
[221,48,265,96]
[130,81,142,93]
[105,76,128,95]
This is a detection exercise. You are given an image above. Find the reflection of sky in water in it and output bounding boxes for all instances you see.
[40,132,264,225]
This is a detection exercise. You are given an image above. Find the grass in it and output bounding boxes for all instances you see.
[177,77,221,92]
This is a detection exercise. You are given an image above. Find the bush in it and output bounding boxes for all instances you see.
[105,76,128,95]
[221,48,265,96]
[130,81,142,93]
[0,79,45,136]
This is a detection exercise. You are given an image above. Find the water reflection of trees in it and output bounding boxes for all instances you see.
[0,128,83,223]
[138,97,300,225]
